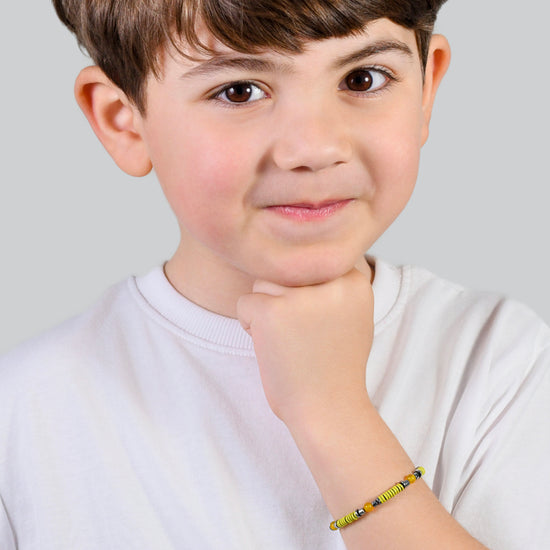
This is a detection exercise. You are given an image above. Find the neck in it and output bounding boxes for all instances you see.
[163,241,374,320]
[164,247,254,319]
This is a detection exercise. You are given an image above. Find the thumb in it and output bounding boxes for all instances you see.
[237,280,284,334]
[236,292,254,334]
[252,279,287,297]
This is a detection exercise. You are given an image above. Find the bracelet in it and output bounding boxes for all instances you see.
[329,466,425,531]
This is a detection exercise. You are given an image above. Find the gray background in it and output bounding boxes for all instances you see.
[1,1,549,353]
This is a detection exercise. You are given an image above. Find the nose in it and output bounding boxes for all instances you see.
[270,101,353,172]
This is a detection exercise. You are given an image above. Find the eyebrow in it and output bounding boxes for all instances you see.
[332,39,414,69]
[180,39,414,81]
[180,56,289,80]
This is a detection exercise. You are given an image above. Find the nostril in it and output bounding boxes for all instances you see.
[272,138,353,172]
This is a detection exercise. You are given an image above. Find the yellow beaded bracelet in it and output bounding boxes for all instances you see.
[329,467,425,531]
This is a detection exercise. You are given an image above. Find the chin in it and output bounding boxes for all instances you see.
[257,250,364,288]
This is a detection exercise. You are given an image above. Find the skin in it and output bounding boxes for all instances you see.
[77,19,435,316]
[75,18,487,549]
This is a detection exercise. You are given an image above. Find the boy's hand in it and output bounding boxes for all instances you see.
[237,269,374,426]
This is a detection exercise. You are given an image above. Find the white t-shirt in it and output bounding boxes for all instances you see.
[1,258,549,549]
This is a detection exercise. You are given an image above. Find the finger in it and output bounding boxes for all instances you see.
[236,293,254,332]
[237,292,274,332]
[252,279,287,297]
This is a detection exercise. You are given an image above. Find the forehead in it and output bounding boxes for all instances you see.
[165,18,419,77]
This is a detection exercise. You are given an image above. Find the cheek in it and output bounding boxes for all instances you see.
[147,115,256,241]
[361,107,423,222]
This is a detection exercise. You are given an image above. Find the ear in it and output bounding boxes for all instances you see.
[421,34,451,146]
[74,66,152,177]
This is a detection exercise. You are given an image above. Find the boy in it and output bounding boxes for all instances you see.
[1,1,548,549]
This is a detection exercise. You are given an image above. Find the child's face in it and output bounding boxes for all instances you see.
[134,19,436,294]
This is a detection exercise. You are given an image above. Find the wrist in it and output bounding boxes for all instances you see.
[284,394,417,528]
[281,389,375,439]
[283,393,388,473]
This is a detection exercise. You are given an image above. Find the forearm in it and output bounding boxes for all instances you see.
[287,398,487,550]
[238,269,487,548]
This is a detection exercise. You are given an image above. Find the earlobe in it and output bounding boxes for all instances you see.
[74,66,152,177]
[421,35,451,145]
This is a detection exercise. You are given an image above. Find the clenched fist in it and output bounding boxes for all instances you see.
[237,268,374,427]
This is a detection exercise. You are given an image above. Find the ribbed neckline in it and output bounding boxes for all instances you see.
[131,256,405,352]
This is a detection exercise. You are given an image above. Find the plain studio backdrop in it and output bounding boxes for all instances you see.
[1,2,549,353]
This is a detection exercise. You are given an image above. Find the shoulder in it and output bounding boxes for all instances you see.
[398,261,550,417]
[406,262,549,352]
[382,258,550,346]
[0,277,141,405]
[373,256,550,387]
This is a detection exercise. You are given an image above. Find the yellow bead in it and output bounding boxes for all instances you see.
[363,502,374,513]
[330,521,338,531]
[406,474,416,484]
[417,467,426,476]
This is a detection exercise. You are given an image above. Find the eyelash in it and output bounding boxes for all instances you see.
[209,65,397,108]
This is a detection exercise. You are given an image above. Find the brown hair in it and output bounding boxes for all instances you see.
[53,0,448,113]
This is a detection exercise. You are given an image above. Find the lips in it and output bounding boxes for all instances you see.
[265,199,353,221]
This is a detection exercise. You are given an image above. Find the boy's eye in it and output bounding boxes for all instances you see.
[342,68,390,93]
[215,82,267,104]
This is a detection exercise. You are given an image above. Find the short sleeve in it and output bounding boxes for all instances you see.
[0,493,16,550]
[451,306,550,548]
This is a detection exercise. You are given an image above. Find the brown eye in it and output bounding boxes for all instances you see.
[224,83,254,103]
[343,69,389,94]
[346,70,373,92]
[216,82,267,104]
